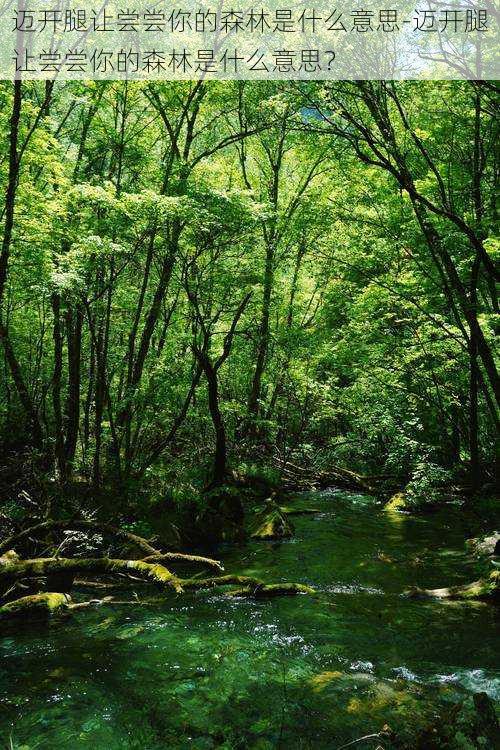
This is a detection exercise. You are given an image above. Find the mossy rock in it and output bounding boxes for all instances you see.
[384,492,407,512]
[0,549,19,564]
[250,501,294,540]
[466,531,500,558]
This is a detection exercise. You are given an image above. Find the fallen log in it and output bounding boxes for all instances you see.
[0,592,70,620]
[0,572,315,621]
[0,556,184,593]
[68,596,155,610]
[142,552,223,572]
[226,583,315,598]
[273,458,378,494]
[407,570,500,602]
[0,593,163,620]
[181,574,262,590]
[0,521,224,573]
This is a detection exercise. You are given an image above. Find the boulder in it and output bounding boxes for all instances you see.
[250,500,294,540]
[384,492,407,512]
[466,531,500,558]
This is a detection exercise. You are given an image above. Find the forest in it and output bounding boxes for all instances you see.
[0,80,499,749]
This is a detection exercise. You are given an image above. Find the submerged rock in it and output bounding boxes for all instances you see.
[308,670,344,692]
[279,506,321,516]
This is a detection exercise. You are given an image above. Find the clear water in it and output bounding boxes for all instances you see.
[1,491,499,749]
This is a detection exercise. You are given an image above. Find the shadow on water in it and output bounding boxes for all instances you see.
[1,490,499,748]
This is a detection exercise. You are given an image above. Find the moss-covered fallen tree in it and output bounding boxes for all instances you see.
[0,559,315,621]
[0,519,224,570]
[0,506,318,624]
[0,592,70,620]
[0,555,184,593]
[274,458,382,493]
[226,582,315,598]
[0,517,315,622]
[407,570,500,602]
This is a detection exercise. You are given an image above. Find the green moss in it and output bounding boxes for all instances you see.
[250,503,294,540]
[384,492,407,512]
[0,592,69,621]
[227,582,315,598]
[1,557,184,594]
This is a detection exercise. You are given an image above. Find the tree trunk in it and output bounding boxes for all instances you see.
[248,240,274,418]
[64,304,83,466]
[469,257,481,493]
[0,80,22,309]
[410,199,500,408]
[202,357,227,484]
[51,293,66,480]
[0,321,43,448]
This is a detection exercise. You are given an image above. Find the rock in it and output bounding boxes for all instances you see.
[384,492,407,512]
[466,531,500,558]
[250,501,294,540]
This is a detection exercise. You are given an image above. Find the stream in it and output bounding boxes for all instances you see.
[0,490,499,748]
